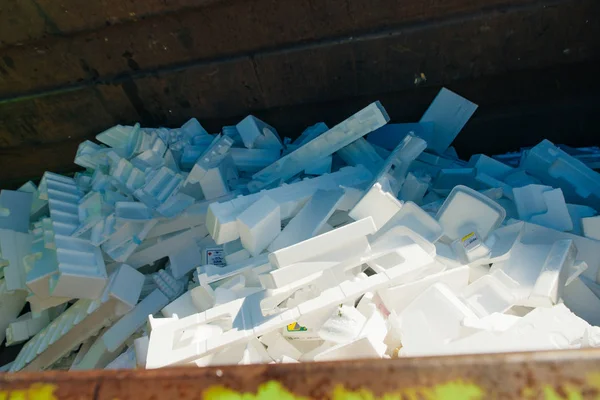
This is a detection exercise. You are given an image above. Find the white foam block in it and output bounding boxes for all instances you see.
[269,217,377,269]
[268,189,344,252]
[237,195,281,257]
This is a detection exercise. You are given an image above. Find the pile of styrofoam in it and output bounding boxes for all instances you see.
[2,87,600,372]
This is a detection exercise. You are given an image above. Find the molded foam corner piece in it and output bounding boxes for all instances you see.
[236,195,281,257]
[0,279,28,344]
[248,102,389,192]
[10,264,144,372]
[520,139,600,209]
[39,172,84,238]
[236,115,283,150]
[73,289,169,370]
[513,185,573,232]
[101,219,158,262]
[460,271,517,317]
[207,165,372,244]
[48,234,108,299]
[134,167,193,217]
[419,87,478,154]
[366,123,434,151]
[268,189,345,252]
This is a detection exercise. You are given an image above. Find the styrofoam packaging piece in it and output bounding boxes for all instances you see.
[513,185,573,231]
[377,266,469,314]
[374,201,443,244]
[582,216,600,241]
[104,346,137,370]
[10,264,144,372]
[269,189,345,252]
[237,195,281,257]
[269,217,377,269]
[520,139,600,209]
[313,336,386,362]
[0,190,33,233]
[168,240,203,280]
[96,124,139,149]
[468,154,513,179]
[1,230,33,291]
[399,283,479,353]
[0,280,28,344]
[399,172,431,204]
[230,148,280,173]
[126,225,207,268]
[236,115,283,150]
[357,133,427,205]
[293,123,329,147]
[73,289,170,370]
[419,87,478,154]
[517,222,600,282]
[568,204,596,236]
[349,181,403,230]
[197,254,270,286]
[304,155,333,176]
[49,234,108,300]
[134,336,150,368]
[460,271,518,317]
[410,304,588,357]
[265,333,302,361]
[17,181,49,220]
[436,185,506,241]
[5,311,51,346]
[461,313,521,334]
[366,123,434,151]
[336,138,384,174]
[562,277,600,326]
[318,305,366,343]
[248,102,389,192]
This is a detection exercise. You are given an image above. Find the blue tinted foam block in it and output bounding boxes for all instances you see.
[367,123,434,151]
[0,191,33,233]
[419,88,478,154]
[247,101,390,193]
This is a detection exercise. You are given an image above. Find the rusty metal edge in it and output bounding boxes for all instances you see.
[1,349,600,399]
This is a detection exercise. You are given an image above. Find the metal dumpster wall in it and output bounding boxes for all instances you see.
[0,0,599,187]
[2,349,600,399]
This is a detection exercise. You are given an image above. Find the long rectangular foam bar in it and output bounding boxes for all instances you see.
[268,217,377,269]
[126,225,208,268]
[72,289,170,370]
[10,265,144,372]
[419,88,478,154]
[247,102,389,192]
[206,165,372,244]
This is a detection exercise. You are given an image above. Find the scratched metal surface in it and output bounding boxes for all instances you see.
[1,349,600,399]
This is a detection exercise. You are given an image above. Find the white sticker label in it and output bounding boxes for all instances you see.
[461,232,480,252]
[205,247,225,267]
